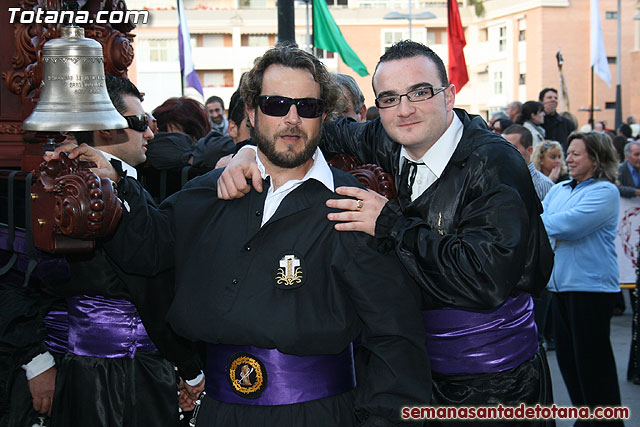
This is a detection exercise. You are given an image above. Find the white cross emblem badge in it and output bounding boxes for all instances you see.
[275,253,304,288]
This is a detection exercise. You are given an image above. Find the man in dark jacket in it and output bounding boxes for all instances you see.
[47,45,431,427]
[219,41,555,423]
[539,88,575,153]
[44,75,203,427]
[618,141,640,198]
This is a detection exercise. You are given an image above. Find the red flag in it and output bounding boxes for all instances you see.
[447,0,469,91]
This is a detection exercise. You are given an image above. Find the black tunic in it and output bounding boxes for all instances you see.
[48,248,191,427]
[46,190,201,427]
[319,109,555,424]
[105,167,431,426]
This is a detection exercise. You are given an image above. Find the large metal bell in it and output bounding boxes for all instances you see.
[23,26,127,132]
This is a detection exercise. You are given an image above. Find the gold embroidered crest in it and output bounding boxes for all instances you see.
[228,353,266,398]
[276,254,303,286]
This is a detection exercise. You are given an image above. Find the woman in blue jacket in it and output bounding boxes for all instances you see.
[542,131,623,425]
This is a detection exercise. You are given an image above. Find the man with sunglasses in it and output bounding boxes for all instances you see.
[43,74,203,426]
[220,41,555,422]
[52,46,430,426]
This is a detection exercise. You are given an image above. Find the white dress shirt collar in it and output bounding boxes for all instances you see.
[256,147,334,225]
[398,112,464,177]
[97,149,138,180]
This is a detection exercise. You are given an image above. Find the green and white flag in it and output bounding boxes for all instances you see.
[313,0,369,76]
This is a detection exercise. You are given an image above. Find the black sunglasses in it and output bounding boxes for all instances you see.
[123,114,149,132]
[256,95,325,119]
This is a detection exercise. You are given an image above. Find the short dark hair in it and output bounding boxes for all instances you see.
[152,97,211,141]
[205,95,224,110]
[74,73,143,146]
[516,101,544,125]
[373,40,448,92]
[227,90,246,126]
[503,124,533,149]
[366,105,379,121]
[619,123,632,139]
[538,88,558,102]
[612,135,627,162]
[493,118,514,133]
[240,43,341,121]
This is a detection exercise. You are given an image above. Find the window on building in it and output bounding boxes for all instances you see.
[325,0,348,5]
[493,71,503,95]
[518,18,526,41]
[359,0,391,7]
[382,29,426,52]
[605,102,616,109]
[519,73,526,85]
[295,32,311,51]
[478,28,488,42]
[426,28,444,45]
[313,48,335,59]
[239,0,266,8]
[605,11,618,19]
[607,56,617,64]
[141,39,177,62]
[241,34,271,47]
[384,30,405,50]
[200,70,234,88]
[426,31,436,45]
[498,26,507,52]
[202,34,225,48]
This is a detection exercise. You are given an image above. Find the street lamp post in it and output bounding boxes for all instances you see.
[383,5,436,41]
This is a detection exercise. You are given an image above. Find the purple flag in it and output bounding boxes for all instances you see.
[177,0,203,95]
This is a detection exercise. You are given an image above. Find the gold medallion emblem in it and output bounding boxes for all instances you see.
[227,353,267,398]
[275,254,303,288]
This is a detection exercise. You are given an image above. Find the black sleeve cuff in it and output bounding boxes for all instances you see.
[374,201,406,252]
[176,357,203,382]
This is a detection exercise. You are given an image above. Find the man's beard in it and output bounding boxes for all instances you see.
[253,116,320,169]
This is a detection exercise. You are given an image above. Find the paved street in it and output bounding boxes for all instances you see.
[547,292,638,426]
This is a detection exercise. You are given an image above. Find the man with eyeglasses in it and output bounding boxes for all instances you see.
[49,46,430,426]
[42,74,204,426]
[221,41,555,420]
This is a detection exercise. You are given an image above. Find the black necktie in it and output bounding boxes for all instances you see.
[397,159,422,209]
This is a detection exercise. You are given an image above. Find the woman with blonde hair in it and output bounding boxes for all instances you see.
[532,140,569,183]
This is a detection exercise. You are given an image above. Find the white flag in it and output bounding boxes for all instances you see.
[590,0,611,87]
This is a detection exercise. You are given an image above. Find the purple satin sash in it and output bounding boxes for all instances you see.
[206,343,356,406]
[66,295,157,358]
[422,293,538,375]
[44,310,69,355]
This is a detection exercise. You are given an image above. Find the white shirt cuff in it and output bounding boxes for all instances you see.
[21,352,55,380]
[185,371,204,387]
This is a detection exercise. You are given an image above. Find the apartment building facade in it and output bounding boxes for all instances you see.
[127,0,640,128]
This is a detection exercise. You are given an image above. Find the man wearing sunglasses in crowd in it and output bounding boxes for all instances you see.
[49,45,431,426]
[220,41,555,423]
[40,74,204,426]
